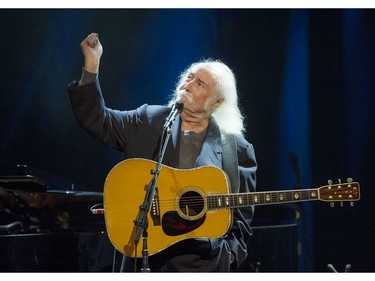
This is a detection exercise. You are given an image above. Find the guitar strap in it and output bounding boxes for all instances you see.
[221,132,240,193]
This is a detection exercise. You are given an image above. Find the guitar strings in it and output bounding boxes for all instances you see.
[152,185,355,210]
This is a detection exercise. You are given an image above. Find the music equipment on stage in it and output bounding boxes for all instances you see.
[102,158,360,258]
[0,165,107,272]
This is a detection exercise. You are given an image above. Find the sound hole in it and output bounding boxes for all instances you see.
[178,190,204,219]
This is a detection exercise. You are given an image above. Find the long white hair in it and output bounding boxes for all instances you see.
[168,59,246,136]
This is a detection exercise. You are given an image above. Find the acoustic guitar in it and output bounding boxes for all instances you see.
[103,158,360,258]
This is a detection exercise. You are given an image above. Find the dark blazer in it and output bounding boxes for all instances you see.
[68,78,257,272]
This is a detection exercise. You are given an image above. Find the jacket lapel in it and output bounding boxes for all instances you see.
[196,117,223,169]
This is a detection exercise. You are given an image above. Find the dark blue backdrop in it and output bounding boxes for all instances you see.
[0,9,374,272]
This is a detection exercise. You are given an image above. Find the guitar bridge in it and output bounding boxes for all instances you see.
[150,188,161,226]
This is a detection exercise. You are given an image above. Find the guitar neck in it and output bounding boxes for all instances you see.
[207,188,319,210]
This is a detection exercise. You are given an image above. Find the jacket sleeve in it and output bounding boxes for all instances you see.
[67,78,148,152]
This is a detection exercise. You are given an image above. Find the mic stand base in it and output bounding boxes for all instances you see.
[140,230,150,272]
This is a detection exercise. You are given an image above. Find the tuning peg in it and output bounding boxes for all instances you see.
[330,202,335,207]
[347,177,353,183]
[350,202,354,207]
[338,178,342,184]
[328,179,333,185]
[340,202,344,207]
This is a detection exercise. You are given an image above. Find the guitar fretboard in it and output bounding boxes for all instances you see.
[206,189,319,210]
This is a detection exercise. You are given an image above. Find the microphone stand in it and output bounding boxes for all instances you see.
[132,111,178,272]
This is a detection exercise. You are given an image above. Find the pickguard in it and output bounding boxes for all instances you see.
[162,211,206,236]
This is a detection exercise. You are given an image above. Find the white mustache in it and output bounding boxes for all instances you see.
[177,90,192,104]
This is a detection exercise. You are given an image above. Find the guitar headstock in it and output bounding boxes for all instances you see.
[318,178,360,206]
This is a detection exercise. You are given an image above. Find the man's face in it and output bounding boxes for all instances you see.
[177,67,218,116]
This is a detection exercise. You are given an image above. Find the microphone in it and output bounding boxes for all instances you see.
[163,101,184,131]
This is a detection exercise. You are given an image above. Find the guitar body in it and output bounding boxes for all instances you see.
[104,158,233,258]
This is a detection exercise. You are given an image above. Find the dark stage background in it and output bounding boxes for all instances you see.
[0,9,374,272]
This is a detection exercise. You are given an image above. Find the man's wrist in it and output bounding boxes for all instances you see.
[79,68,98,86]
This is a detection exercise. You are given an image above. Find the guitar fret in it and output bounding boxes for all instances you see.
[285,192,293,201]
[230,194,243,207]
[272,193,279,202]
[294,191,301,200]
[310,190,318,199]
[278,192,285,202]
[257,193,264,204]
[207,196,212,209]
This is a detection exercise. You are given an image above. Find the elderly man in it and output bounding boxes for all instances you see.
[68,33,257,272]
